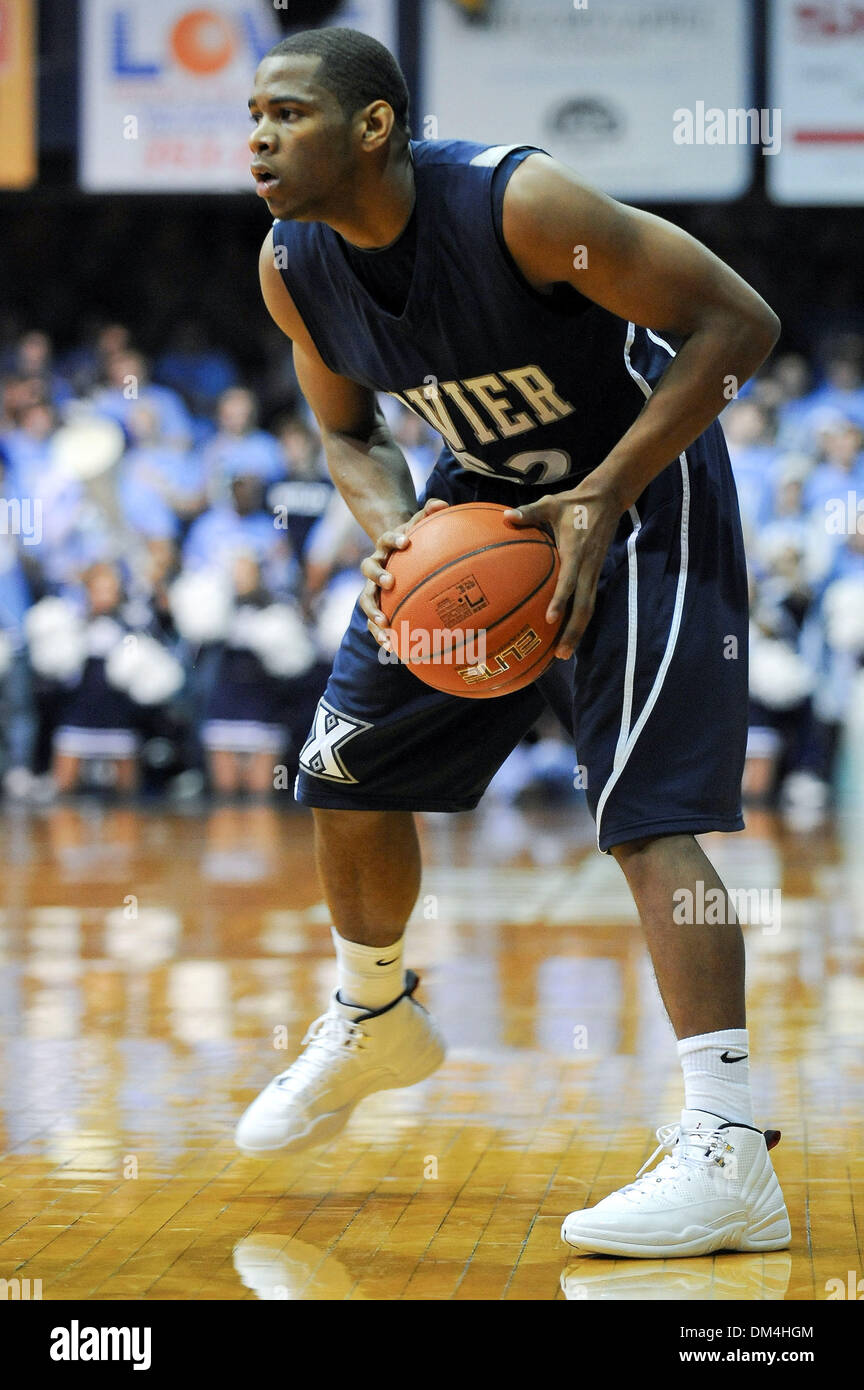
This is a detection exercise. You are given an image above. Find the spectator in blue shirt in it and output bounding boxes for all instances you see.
[801,343,864,435]
[2,401,84,592]
[770,353,817,452]
[93,349,193,449]
[802,418,864,518]
[197,388,284,504]
[183,471,297,597]
[118,402,206,540]
[268,413,333,558]
[722,399,778,536]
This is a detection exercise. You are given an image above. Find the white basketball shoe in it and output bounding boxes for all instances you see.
[235,970,446,1156]
[561,1109,791,1258]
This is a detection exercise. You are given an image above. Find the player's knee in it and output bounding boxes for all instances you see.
[312,806,412,844]
[608,832,695,876]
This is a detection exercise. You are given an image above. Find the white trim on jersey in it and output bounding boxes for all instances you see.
[615,501,643,766]
[468,144,525,167]
[646,327,678,357]
[593,324,691,850]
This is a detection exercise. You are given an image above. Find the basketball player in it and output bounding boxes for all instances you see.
[237,28,791,1258]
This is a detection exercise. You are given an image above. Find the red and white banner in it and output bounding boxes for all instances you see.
[80,0,396,192]
[769,0,864,205]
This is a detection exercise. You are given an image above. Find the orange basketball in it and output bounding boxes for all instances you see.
[379,502,565,698]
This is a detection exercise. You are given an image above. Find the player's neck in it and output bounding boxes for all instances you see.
[326,145,415,251]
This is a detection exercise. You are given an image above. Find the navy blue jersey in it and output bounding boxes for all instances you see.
[272,139,675,490]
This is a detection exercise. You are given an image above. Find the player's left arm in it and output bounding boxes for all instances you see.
[501,154,780,659]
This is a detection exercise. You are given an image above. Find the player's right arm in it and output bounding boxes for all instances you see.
[259,229,445,642]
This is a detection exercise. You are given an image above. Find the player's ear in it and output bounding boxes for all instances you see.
[359,99,395,152]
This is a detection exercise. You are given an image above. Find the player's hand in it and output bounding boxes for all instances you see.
[503,481,626,660]
[360,498,450,650]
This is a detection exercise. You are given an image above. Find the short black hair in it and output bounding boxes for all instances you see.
[265,27,410,139]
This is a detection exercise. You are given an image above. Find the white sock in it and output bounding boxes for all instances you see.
[331,929,405,1010]
[677,1028,754,1126]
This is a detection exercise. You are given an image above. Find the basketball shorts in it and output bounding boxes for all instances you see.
[295,421,749,852]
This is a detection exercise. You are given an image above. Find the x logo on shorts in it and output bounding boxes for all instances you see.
[298,701,372,783]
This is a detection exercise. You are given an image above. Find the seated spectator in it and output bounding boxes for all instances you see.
[197,387,284,502]
[268,414,333,557]
[757,456,835,594]
[722,399,779,538]
[823,527,864,586]
[801,337,864,434]
[770,353,816,451]
[802,417,864,519]
[183,471,297,597]
[1,396,57,490]
[92,349,193,449]
[2,400,84,593]
[118,402,206,540]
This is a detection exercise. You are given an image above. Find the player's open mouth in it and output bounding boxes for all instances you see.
[251,166,280,197]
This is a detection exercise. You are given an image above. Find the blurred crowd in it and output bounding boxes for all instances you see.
[1,319,864,823]
[727,336,864,827]
[0,321,435,801]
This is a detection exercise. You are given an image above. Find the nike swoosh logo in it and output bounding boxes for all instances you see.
[376,957,397,967]
[720,1051,749,1063]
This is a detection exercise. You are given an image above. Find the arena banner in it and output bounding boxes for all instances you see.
[79,0,396,192]
[768,0,864,205]
[0,0,36,189]
[421,0,752,202]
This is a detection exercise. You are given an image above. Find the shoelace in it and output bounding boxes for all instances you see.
[621,1123,732,1198]
[275,1013,367,1091]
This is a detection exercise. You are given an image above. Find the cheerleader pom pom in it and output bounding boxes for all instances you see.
[105,633,185,705]
[749,635,815,709]
[244,603,317,678]
[168,570,232,644]
[25,597,87,680]
[25,596,80,642]
[822,578,864,654]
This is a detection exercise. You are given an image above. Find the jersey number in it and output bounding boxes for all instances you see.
[451,447,571,484]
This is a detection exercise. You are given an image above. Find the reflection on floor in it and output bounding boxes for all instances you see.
[0,800,861,1300]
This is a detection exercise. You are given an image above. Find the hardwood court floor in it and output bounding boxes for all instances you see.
[0,797,861,1301]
